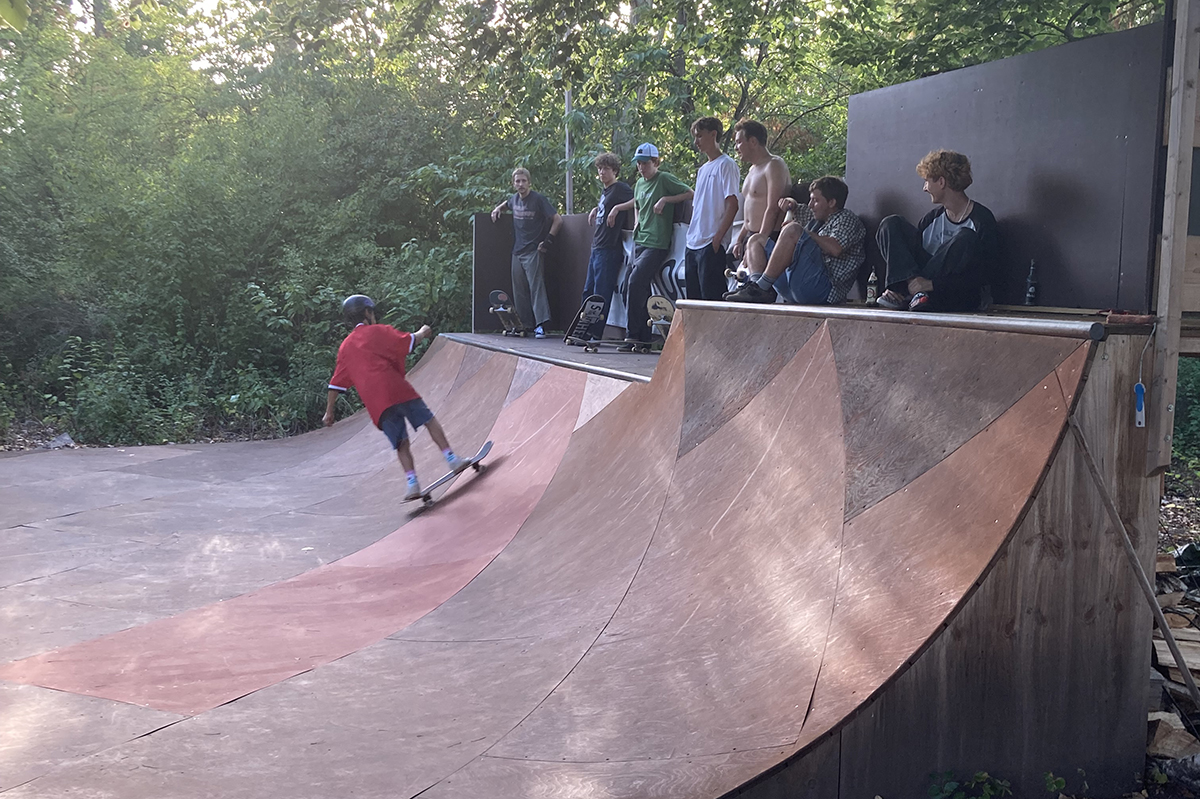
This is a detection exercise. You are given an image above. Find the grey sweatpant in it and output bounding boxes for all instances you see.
[511,250,552,330]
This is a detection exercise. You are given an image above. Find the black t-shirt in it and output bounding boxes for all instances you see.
[592,181,634,250]
[509,191,557,255]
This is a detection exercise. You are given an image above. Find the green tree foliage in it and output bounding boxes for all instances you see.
[0,0,472,443]
[0,0,1161,445]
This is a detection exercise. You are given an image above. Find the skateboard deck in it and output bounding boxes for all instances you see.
[489,290,527,337]
[405,440,493,509]
[563,337,654,354]
[647,295,674,338]
[564,294,607,344]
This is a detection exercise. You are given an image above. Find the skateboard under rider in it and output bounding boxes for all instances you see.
[489,290,527,337]
[404,440,493,509]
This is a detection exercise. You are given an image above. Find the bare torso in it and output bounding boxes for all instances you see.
[741,155,792,234]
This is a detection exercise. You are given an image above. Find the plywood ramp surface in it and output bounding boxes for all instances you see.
[0,310,1108,798]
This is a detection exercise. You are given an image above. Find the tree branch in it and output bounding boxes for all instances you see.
[769,96,847,149]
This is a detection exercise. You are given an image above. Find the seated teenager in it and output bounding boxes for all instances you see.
[875,149,998,312]
[724,176,865,305]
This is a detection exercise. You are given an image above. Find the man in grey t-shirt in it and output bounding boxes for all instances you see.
[491,168,563,337]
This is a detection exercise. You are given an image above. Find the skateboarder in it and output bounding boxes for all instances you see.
[323,294,470,500]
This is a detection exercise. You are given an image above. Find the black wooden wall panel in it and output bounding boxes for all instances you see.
[846,22,1166,312]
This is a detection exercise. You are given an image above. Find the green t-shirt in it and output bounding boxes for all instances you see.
[633,171,692,250]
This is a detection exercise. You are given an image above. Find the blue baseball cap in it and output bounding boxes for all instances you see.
[632,143,659,162]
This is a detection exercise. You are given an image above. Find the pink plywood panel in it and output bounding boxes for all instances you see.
[492,323,846,762]
[829,320,1080,520]
[678,307,822,458]
[0,367,586,716]
[791,360,1076,755]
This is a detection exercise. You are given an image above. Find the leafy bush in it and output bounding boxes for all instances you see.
[1174,357,1200,468]
[928,771,1012,799]
[73,366,202,445]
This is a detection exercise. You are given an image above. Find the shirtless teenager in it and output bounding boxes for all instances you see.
[731,120,791,278]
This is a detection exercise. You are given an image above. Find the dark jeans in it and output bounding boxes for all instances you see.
[773,231,832,304]
[626,245,668,342]
[876,215,983,312]
[685,244,729,301]
[582,246,624,339]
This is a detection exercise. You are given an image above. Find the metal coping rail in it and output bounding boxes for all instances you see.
[440,334,653,384]
[677,300,1111,340]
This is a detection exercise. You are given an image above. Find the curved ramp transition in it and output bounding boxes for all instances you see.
[0,307,1101,798]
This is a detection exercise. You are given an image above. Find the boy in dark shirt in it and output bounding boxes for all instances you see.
[875,150,998,312]
[578,152,634,342]
[490,168,563,337]
[323,295,469,500]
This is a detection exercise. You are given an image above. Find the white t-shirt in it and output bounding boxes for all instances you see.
[686,154,741,250]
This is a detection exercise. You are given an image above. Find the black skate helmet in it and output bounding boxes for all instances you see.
[341,294,375,323]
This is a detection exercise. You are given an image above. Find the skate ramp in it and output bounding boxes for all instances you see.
[0,307,1093,798]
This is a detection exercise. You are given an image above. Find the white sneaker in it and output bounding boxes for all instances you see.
[404,479,422,501]
[448,455,472,474]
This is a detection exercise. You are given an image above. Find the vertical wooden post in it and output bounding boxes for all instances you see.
[1149,0,1200,474]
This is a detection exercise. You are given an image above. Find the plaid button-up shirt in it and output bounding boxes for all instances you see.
[803,208,866,303]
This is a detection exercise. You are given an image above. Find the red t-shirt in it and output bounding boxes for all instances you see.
[329,324,421,427]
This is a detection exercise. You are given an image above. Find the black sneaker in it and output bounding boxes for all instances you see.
[724,281,777,304]
[722,279,751,299]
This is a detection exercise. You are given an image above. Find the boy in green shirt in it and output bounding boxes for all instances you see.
[607,142,693,348]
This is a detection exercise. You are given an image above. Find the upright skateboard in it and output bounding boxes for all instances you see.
[647,295,674,339]
[489,290,527,336]
[564,294,607,346]
[405,440,493,509]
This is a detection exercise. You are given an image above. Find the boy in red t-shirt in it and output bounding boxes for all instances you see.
[323,294,470,500]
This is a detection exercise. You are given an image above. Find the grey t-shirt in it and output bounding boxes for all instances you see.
[509,191,556,256]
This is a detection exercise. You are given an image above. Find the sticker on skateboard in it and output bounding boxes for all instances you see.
[647,295,674,339]
[564,294,606,345]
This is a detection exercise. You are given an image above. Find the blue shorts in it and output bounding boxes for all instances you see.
[379,398,434,449]
[773,231,832,305]
[762,237,777,261]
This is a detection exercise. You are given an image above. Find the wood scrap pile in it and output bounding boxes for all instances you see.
[1150,548,1200,758]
